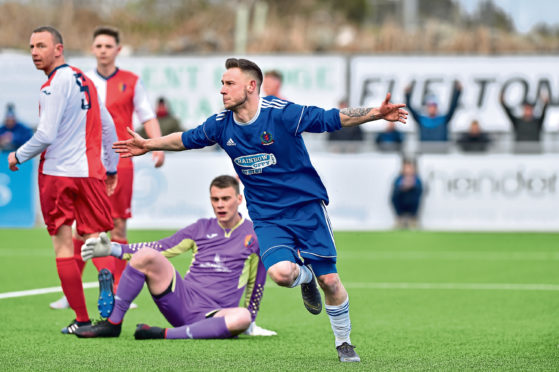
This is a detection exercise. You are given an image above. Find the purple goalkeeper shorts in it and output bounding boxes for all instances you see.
[152,270,219,327]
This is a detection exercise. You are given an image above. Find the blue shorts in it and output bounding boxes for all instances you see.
[253,200,337,277]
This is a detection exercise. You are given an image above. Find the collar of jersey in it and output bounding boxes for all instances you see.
[218,214,245,238]
[233,98,262,126]
[96,67,120,81]
[48,63,69,79]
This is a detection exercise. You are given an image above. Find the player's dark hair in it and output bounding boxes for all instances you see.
[210,175,240,195]
[32,26,63,45]
[265,69,283,83]
[93,26,120,44]
[225,58,263,91]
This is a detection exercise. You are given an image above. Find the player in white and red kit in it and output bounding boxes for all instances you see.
[88,26,164,288]
[48,27,165,310]
[8,26,119,334]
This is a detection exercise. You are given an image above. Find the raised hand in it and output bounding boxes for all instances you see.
[378,93,408,124]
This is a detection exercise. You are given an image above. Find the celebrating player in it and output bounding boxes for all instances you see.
[113,58,407,362]
[8,26,119,334]
[74,175,275,339]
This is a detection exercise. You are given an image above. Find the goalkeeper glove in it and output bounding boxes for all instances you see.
[81,232,122,261]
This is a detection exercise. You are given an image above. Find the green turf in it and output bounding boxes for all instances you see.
[0,229,557,371]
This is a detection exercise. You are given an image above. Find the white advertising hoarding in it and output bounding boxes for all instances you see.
[129,152,559,232]
[350,56,559,133]
[419,154,559,231]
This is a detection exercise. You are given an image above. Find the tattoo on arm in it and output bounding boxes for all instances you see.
[340,107,377,120]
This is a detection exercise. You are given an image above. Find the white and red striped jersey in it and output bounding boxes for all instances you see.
[86,68,155,169]
[15,64,118,179]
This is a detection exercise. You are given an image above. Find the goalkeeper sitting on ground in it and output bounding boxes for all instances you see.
[75,175,275,339]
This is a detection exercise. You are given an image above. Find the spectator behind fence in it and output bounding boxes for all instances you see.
[262,70,286,100]
[391,158,423,229]
[328,99,364,152]
[456,119,492,153]
[0,103,33,151]
[137,97,182,138]
[375,121,404,152]
[499,92,548,153]
[405,81,462,152]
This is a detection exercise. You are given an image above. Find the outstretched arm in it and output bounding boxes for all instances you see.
[112,127,185,159]
[340,93,408,127]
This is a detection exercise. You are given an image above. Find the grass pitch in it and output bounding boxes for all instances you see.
[0,229,557,371]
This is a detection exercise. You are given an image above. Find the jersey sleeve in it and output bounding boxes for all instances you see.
[119,222,201,260]
[99,101,119,174]
[282,102,341,135]
[133,78,156,124]
[238,253,267,322]
[15,75,69,163]
[181,116,221,149]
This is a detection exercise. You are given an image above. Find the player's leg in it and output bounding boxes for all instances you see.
[109,166,134,291]
[39,174,91,333]
[254,221,322,314]
[75,247,174,338]
[315,271,359,362]
[52,224,92,332]
[135,308,251,340]
[74,177,116,319]
[298,201,360,362]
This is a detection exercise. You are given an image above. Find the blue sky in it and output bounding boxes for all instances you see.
[457,0,559,33]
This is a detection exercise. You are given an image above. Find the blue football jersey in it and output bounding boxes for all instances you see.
[181,96,341,220]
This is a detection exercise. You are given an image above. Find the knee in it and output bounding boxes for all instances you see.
[317,273,341,294]
[130,247,158,270]
[267,262,297,287]
[228,308,251,334]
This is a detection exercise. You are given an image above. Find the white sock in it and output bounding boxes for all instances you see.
[325,296,351,347]
[289,265,313,288]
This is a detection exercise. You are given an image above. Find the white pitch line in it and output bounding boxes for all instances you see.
[344,282,559,291]
[0,282,98,300]
[268,282,559,291]
[2,281,559,300]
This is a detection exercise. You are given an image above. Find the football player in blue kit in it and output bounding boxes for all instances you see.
[113,58,408,362]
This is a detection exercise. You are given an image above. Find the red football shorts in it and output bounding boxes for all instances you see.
[110,166,133,219]
[39,174,114,236]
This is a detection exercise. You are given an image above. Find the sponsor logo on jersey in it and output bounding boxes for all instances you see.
[226,138,236,146]
[234,153,277,175]
[206,233,218,239]
[199,254,231,272]
[260,131,274,145]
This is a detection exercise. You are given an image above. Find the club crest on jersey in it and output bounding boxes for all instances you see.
[260,131,274,145]
[118,83,127,92]
[244,234,255,248]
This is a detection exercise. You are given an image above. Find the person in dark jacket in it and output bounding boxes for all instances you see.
[391,158,423,229]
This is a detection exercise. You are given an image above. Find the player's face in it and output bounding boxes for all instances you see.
[92,34,120,66]
[220,68,251,111]
[29,32,62,74]
[210,185,242,228]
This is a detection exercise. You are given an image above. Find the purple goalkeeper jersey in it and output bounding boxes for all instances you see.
[120,215,266,321]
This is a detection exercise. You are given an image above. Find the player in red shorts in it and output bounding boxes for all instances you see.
[88,26,165,289]
[8,26,119,334]
[50,27,166,311]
